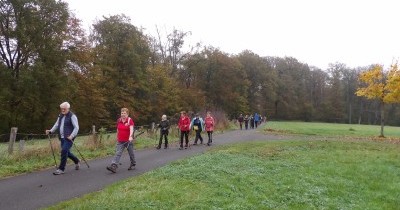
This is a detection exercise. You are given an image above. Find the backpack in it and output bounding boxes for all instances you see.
[193,118,202,131]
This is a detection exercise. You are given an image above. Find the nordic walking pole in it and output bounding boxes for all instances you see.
[154,127,159,148]
[122,131,145,147]
[47,135,57,168]
[72,141,90,168]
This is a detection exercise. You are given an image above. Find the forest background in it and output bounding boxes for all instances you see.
[1,0,399,137]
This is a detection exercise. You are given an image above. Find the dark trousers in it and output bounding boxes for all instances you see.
[59,138,79,171]
[180,131,189,147]
[255,121,259,128]
[207,131,213,144]
[158,132,168,147]
[239,122,243,130]
[245,121,249,129]
[194,130,203,144]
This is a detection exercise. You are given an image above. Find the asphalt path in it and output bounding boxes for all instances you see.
[0,128,283,210]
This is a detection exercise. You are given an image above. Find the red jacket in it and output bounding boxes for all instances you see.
[205,116,215,131]
[178,116,190,131]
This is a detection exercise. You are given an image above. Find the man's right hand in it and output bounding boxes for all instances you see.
[45,130,51,135]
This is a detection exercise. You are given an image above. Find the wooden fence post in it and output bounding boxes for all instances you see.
[151,122,155,133]
[92,125,97,144]
[19,140,25,152]
[8,127,17,155]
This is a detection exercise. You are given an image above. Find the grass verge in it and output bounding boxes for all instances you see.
[48,140,400,209]
[0,122,235,179]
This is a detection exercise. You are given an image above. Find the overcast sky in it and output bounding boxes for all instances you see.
[65,0,400,70]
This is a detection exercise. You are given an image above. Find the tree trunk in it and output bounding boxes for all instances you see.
[348,103,352,124]
[380,101,385,137]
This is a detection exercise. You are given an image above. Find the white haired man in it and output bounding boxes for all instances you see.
[46,102,80,175]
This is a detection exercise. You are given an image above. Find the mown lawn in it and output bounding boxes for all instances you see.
[264,121,400,138]
[48,140,400,209]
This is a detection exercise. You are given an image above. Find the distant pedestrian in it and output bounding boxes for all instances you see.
[250,115,254,129]
[107,108,136,173]
[191,113,205,145]
[244,115,249,130]
[46,102,80,175]
[237,114,244,130]
[204,111,215,146]
[178,111,191,149]
[254,113,260,128]
[157,114,170,149]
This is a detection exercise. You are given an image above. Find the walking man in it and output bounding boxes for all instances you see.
[46,102,80,175]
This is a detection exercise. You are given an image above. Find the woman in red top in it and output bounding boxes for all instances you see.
[107,108,136,173]
[204,111,215,146]
[178,111,190,149]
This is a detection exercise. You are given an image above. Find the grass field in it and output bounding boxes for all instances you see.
[264,121,400,139]
[48,140,400,209]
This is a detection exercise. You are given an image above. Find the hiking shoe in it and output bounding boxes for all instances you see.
[128,164,136,170]
[53,169,64,175]
[179,147,183,150]
[106,163,117,173]
[75,161,80,170]
[156,146,161,150]
[207,143,211,146]
[193,143,197,146]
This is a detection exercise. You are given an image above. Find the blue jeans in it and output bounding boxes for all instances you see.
[59,138,79,171]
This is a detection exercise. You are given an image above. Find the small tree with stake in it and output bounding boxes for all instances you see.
[356,63,400,137]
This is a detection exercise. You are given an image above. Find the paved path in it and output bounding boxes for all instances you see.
[0,128,283,210]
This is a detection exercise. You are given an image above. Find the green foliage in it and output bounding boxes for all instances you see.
[0,0,73,133]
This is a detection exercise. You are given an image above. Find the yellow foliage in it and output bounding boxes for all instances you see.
[356,63,400,103]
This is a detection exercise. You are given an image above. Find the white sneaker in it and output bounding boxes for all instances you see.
[53,169,64,175]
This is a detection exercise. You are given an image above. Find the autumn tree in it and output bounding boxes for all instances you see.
[90,14,151,123]
[0,0,77,133]
[183,48,249,117]
[325,63,345,122]
[356,63,400,137]
[237,51,277,116]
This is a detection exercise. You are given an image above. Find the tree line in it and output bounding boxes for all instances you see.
[1,0,399,135]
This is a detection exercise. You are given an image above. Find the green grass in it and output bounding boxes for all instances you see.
[0,130,180,178]
[0,123,233,179]
[264,121,400,138]
[48,140,400,210]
